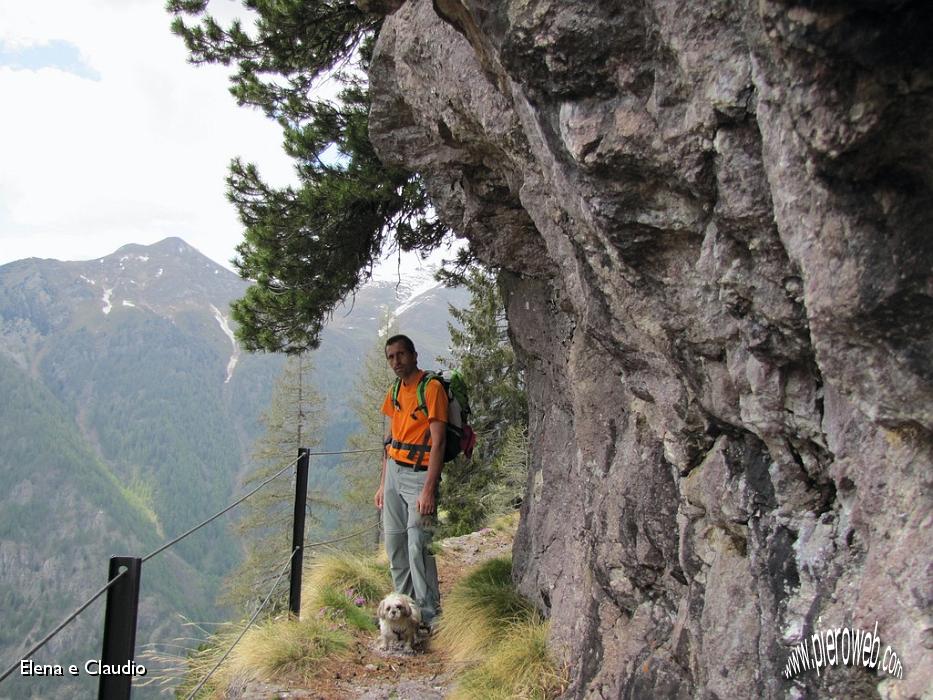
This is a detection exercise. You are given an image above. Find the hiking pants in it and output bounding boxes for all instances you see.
[382,459,440,624]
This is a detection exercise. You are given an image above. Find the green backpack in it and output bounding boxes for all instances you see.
[390,370,475,465]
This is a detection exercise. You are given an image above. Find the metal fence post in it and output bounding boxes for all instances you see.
[98,556,141,700]
[289,447,310,617]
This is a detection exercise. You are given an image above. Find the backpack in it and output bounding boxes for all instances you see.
[390,369,476,465]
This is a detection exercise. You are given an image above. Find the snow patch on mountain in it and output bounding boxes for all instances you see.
[102,288,113,315]
[370,253,444,319]
[210,304,239,383]
[393,276,441,317]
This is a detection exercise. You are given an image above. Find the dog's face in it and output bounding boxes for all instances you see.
[377,593,421,624]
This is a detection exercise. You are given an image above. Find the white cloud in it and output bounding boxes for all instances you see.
[0,0,296,270]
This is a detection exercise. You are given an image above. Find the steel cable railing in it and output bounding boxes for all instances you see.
[143,448,381,563]
[305,521,381,549]
[142,455,302,563]
[0,567,129,683]
[183,547,299,700]
[0,445,385,694]
[246,520,382,589]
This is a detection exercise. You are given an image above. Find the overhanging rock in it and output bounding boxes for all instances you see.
[367,1,933,697]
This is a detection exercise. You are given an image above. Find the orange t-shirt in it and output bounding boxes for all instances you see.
[381,372,448,466]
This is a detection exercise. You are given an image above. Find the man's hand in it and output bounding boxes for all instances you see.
[374,486,384,510]
[416,486,436,515]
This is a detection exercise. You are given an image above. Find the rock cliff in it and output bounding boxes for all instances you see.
[366,1,933,697]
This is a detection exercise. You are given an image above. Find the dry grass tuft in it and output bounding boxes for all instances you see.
[141,589,362,697]
[167,616,352,697]
[449,620,567,700]
[487,510,520,535]
[436,555,567,699]
[435,556,537,666]
[225,616,352,684]
[301,549,392,616]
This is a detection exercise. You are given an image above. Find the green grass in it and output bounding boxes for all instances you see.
[317,585,378,631]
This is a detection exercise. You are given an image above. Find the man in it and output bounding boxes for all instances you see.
[375,334,447,630]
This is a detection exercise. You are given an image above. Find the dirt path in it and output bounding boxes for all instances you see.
[235,525,515,699]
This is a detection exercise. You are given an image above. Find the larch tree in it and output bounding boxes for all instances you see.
[222,353,329,613]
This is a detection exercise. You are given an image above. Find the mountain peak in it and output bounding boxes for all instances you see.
[114,237,196,258]
[101,238,239,286]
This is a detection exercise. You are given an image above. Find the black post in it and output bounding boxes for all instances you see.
[98,556,141,700]
[289,447,310,617]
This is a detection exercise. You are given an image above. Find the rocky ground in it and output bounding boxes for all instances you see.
[230,524,515,700]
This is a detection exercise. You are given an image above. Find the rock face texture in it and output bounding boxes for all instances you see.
[367,1,933,697]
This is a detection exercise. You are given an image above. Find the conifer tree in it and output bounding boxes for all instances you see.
[167,1,452,354]
[222,353,328,613]
[440,267,528,534]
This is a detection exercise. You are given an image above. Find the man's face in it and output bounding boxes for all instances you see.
[385,341,418,381]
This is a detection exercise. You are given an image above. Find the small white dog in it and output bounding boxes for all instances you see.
[376,593,422,652]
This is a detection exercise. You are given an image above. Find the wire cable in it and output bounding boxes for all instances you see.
[0,567,128,684]
[183,547,298,700]
[143,449,381,563]
[247,522,382,590]
[304,522,381,549]
[0,447,383,687]
[142,455,301,563]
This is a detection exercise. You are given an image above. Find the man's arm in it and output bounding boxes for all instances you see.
[374,419,391,509]
[416,419,446,515]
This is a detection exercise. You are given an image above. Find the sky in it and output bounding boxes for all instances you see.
[0,1,454,275]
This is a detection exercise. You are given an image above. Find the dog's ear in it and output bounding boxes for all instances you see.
[410,601,422,625]
[377,598,387,619]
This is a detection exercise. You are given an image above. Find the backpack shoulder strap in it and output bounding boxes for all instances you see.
[391,378,402,410]
[415,372,435,416]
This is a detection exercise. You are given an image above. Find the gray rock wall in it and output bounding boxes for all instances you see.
[367,1,933,697]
